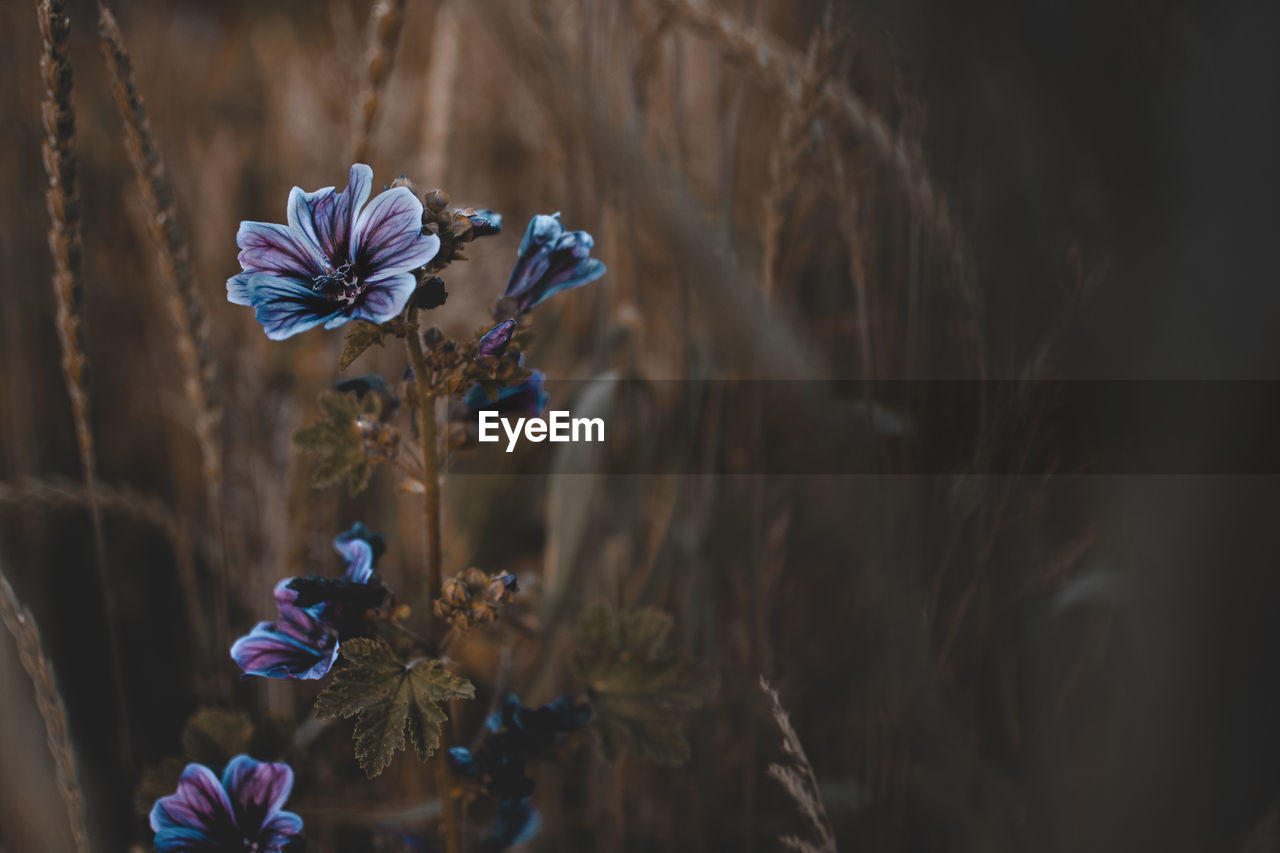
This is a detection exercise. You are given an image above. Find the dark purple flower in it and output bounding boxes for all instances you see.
[483,799,541,852]
[285,524,389,638]
[230,581,339,680]
[466,209,503,239]
[503,213,605,313]
[150,754,302,852]
[475,319,517,360]
[228,163,440,339]
[463,370,548,419]
[485,693,591,746]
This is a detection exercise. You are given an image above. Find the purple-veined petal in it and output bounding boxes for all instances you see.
[236,221,324,279]
[293,164,373,262]
[150,763,235,837]
[504,214,563,302]
[351,271,418,324]
[230,621,338,680]
[337,537,375,585]
[476,319,516,359]
[527,258,606,309]
[152,824,220,852]
[261,809,304,847]
[226,272,256,306]
[222,755,295,836]
[236,274,343,340]
[351,187,439,277]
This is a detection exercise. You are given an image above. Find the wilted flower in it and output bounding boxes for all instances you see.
[231,524,387,679]
[465,209,503,239]
[230,580,340,680]
[150,755,302,852]
[501,213,605,313]
[463,370,548,419]
[448,693,589,800]
[228,163,440,339]
[483,799,541,853]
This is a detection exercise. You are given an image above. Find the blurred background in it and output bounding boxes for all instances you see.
[3,0,1280,850]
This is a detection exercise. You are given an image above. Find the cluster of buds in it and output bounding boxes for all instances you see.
[354,412,400,462]
[434,568,518,629]
[413,186,503,273]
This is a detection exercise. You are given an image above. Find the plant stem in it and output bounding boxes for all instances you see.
[404,314,461,853]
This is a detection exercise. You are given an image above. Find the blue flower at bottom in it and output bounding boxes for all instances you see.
[150,755,302,852]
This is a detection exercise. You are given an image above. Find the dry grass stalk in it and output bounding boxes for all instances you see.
[761,676,838,853]
[37,0,97,519]
[0,475,209,659]
[38,0,138,772]
[420,0,461,182]
[661,0,984,358]
[97,4,222,512]
[761,2,839,296]
[1,565,92,853]
[352,0,408,164]
[97,2,226,654]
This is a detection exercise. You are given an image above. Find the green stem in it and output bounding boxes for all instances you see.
[404,313,461,853]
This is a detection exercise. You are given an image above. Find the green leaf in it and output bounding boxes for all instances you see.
[181,708,254,766]
[314,638,474,778]
[293,390,382,493]
[572,603,719,765]
[339,321,386,371]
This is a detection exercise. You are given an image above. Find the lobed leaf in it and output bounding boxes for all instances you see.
[293,390,383,493]
[315,638,474,777]
[572,603,719,765]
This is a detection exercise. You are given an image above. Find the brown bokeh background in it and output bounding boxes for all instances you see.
[3,0,1280,851]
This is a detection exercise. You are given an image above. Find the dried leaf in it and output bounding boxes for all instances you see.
[315,638,474,778]
[572,603,718,765]
[338,321,386,371]
[293,390,383,493]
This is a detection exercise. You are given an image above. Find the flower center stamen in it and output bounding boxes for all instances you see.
[311,261,361,305]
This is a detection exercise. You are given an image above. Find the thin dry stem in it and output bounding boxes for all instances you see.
[403,313,458,853]
[761,676,838,853]
[661,0,984,370]
[420,0,461,182]
[352,0,408,164]
[38,0,134,769]
[98,2,226,657]
[761,2,839,296]
[1,565,91,853]
[0,476,209,655]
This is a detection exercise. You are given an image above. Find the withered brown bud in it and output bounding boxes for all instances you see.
[424,189,451,213]
[390,175,418,193]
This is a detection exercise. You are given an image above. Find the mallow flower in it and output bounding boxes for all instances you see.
[231,523,385,680]
[228,163,440,339]
[150,754,302,852]
[502,213,605,313]
[230,580,340,680]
